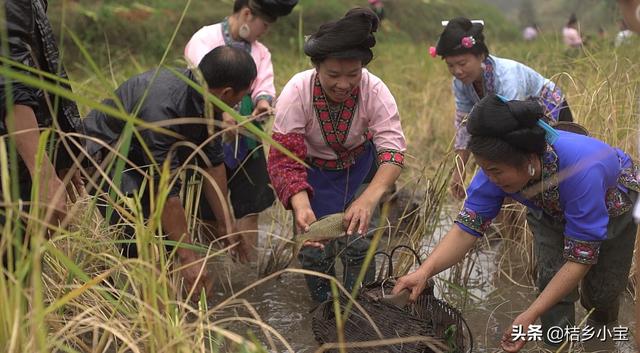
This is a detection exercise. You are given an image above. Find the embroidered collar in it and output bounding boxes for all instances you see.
[480,56,496,97]
[465,56,495,100]
[221,18,251,53]
[312,73,359,155]
[521,144,563,220]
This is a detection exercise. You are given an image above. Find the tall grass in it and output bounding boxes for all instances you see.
[2,0,640,352]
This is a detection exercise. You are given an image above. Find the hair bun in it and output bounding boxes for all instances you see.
[345,7,380,33]
[467,95,518,137]
[304,7,378,64]
[435,17,488,57]
[467,94,547,154]
[506,99,544,128]
[503,127,547,153]
[470,22,484,37]
[249,0,298,21]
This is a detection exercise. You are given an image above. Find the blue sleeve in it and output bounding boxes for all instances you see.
[521,64,546,98]
[453,80,474,113]
[455,170,506,237]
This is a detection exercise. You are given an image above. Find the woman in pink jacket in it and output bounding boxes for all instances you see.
[184,0,297,260]
[268,8,406,302]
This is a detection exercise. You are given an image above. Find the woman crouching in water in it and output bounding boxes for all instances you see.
[268,8,406,302]
[393,94,638,351]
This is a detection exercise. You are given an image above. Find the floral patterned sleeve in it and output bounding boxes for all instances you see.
[267,133,313,209]
[452,80,474,150]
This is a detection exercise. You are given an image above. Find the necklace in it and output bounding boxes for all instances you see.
[327,101,343,123]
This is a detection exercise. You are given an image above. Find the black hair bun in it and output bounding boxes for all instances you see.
[467,94,547,154]
[250,0,298,20]
[506,99,544,128]
[435,17,488,57]
[304,7,378,65]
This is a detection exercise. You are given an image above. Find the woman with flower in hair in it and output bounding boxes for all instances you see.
[268,7,406,302]
[430,17,574,200]
[393,94,638,351]
[185,0,298,261]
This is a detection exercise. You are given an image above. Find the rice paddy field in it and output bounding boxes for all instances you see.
[1,0,640,352]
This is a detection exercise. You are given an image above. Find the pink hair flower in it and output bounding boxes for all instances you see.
[429,46,437,58]
[461,36,476,48]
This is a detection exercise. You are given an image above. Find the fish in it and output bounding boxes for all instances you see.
[293,212,347,253]
[378,288,411,308]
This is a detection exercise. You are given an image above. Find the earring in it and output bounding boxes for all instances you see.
[239,23,251,39]
[528,163,535,177]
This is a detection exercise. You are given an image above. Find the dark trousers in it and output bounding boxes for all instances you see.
[298,234,376,303]
[527,197,637,344]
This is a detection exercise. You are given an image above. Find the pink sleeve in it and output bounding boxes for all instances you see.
[268,74,313,208]
[570,31,583,45]
[272,74,308,135]
[564,28,583,46]
[251,44,276,103]
[366,78,407,167]
[184,26,216,67]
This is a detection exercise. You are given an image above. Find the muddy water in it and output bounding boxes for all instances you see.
[210,209,638,353]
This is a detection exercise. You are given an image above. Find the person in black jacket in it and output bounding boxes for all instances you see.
[0,0,82,235]
[82,46,257,297]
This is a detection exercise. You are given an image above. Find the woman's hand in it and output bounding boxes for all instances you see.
[297,208,325,249]
[501,311,538,352]
[344,195,376,236]
[290,191,324,249]
[43,176,68,232]
[391,267,430,302]
[177,249,215,300]
[251,99,273,121]
[221,112,238,142]
[216,222,250,264]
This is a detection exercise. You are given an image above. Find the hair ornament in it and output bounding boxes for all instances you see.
[429,46,437,58]
[461,36,476,48]
[495,94,559,144]
[441,19,485,26]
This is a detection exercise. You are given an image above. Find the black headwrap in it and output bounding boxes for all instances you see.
[303,7,379,65]
[435,17,488,57]
[248,0,298,22]
[467,94,547,154]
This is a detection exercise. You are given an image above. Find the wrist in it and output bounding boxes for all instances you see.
[522,306,542,322]
[358,193,379,209]
[290,191,310,211]
[417,263,434,280]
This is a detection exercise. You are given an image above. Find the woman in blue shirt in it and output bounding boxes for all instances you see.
[393,94,638,352]
[432,17,574,199]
